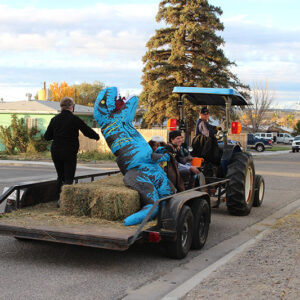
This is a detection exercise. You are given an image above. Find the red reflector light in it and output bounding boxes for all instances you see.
[149,232,161,243]
[231,121,242,134]
[167,119,177,131]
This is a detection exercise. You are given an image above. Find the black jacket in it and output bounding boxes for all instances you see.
[195,119,217,138]
[44,110,99,153]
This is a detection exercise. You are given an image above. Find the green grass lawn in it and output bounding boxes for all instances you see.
[266,145,291,151]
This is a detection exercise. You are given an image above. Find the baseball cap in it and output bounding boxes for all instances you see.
[200,107,209,114]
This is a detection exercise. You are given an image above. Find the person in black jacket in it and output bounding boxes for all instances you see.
[192,106,222,175]
[195,107,218,138]
[44,97,100,205]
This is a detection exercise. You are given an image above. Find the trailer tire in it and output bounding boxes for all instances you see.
[191,199,210,250]
[226,152,255,216]
[253,175,265,207]
[164,205,193,259]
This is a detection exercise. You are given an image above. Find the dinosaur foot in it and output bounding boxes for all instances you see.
[124,204,158,226]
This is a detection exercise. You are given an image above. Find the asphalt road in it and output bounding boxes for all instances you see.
[0,152,300,300]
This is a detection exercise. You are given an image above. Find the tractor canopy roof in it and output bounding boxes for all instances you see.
[172,87,248,106]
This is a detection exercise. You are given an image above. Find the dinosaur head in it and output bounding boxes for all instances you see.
[93,87,125,126]
[94,86,139,129]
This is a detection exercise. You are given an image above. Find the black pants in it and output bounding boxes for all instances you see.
[51,149,77,196]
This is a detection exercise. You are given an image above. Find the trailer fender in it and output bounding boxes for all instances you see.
[160,191,210,231]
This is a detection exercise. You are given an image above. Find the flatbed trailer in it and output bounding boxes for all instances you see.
[0,170,229,258]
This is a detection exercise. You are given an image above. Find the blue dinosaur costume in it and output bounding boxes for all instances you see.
[93,87,175,226]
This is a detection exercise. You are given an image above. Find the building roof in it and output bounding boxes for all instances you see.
[0,100,94,115]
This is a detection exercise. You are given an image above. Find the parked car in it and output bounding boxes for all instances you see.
[247,133,272,152]
[255,132,274,142]
[277,133,294,144]
[292,136,300,152]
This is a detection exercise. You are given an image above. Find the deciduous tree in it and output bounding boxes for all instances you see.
[72,81,105,106]
[243,81,275,133]
[292,120,300,136]
[141,0,248,130]
[49,82,77,102]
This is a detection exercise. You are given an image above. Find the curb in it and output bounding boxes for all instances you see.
[0,160,118,170]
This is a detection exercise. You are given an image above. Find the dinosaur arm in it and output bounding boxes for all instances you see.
[151,152,170,163]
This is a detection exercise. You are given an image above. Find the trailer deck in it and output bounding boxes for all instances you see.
[0,170,229,255]
[0,201,154,250]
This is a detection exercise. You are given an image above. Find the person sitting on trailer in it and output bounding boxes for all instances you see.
[166,130,200,190]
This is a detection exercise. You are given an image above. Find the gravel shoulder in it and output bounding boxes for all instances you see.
[184,209,300,300]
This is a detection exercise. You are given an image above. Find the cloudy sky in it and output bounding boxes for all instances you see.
[0,0,300,109]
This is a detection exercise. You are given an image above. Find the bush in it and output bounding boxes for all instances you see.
[0,114,49,154]
[77,150,116,161]
[0,126,15,154]
[28,136,51,153]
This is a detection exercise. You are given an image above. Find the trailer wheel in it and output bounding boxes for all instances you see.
[253,175,265,207]
[191,199,210,250]
[226,152,255,216]
[165,205,193,259]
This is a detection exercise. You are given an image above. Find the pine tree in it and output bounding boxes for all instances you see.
[141,0,249,130]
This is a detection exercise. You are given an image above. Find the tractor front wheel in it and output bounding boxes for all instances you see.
[253,174,265,207]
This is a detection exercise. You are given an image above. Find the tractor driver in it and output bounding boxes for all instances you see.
[195,107,218,138]
[192,107,222,169]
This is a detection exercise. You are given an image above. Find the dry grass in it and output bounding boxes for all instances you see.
[273,209,300,228]
[0,201,144,231]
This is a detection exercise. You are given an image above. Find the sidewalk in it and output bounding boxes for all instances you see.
[180,209,300,300]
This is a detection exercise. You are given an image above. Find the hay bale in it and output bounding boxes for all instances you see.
[60,174,140,221]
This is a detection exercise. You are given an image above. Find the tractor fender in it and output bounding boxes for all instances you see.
[221,144,242,174]
[160,190,210,231]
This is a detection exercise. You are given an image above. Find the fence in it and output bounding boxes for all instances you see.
[79,128,168,153]
[79,128,248,153]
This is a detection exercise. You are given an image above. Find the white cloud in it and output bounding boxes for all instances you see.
[0,1,300,106]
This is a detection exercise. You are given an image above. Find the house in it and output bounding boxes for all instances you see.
[0,100,98,152]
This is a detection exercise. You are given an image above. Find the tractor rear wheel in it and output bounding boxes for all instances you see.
[226,152,255,216]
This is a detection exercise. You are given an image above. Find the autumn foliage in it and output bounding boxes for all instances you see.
[49,82,77,102]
